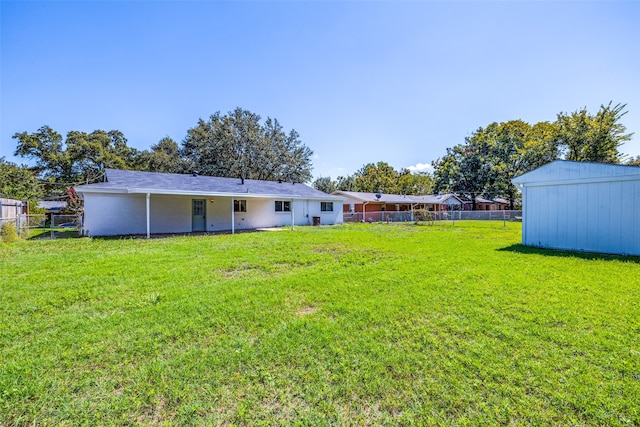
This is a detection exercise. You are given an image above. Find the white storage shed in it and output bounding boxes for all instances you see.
[512,160,640,256]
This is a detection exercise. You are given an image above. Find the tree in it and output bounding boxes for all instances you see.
[0,158,44,201]
[432,132,494,210]
[554,102,633,163]
[65,129,130,183]
[13,126,71,184]
[312,177,337,194]
[13,126,139,194]
[627,155,640,166]
[335,175,357,191]
[137,137,188,173]
[353,162,400,193]
[485,120,558,209]
[181,108,313,183]
[397,169,432,195]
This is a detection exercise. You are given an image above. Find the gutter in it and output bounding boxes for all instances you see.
[76,187,344,201]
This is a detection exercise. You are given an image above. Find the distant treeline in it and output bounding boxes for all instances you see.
[2,103,638,206]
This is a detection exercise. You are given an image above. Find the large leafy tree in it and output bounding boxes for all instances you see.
[397,169,432,195]
[554,102,633,163]
[486,120,558,209]
[312,177,337,194]
[13,126,71,184]
[181,108,313,183]
[65,130,132,183]
[319,163,432,195]
[137,137,188,173]
[335,175,357,191]
[0,158,44,201]
[433,102,633,209]
[352,162,400,193]
[432,131,494,210]
[13,126,139,194]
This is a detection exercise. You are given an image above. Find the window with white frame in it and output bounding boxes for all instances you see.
[234,199,247,213]
[321,202,333,212]
[275,200,291,212]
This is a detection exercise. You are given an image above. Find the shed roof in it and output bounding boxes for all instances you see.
[512,160,640,187]
[75,169,343,200]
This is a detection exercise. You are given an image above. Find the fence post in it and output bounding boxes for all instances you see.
[51,215,55,239]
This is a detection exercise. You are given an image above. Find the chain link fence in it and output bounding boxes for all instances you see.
[343,210,522,224]
[5,214,84,239]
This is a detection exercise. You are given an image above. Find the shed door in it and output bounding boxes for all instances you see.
[192,199,206,231]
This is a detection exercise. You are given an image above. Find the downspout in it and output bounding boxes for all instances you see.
[363,202,369,222]
[290,198,295,230]
[146,193,150,239]
[231,197,235,235]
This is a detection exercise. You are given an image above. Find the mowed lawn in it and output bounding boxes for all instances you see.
[1,222,639,426]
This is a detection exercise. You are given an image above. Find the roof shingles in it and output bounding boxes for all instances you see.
[75,169,342,200]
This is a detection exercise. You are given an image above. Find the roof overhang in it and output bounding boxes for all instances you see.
[512,173,640,189]
[75,186,344,201]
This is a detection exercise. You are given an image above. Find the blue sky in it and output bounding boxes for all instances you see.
[2,1,639,181]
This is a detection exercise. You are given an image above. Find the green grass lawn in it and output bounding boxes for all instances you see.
[1,222,639,426]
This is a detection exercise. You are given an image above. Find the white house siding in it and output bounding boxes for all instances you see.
[83,193,144,236]
[515,161,640,256]
[83,193,192,236]
[219,198,343,230]
[84,193,343,236]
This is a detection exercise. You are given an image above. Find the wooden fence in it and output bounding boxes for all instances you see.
[0,198,26,219]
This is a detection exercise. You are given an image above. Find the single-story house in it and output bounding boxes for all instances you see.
[75,169,344,237]
[331,191,463,221]
[512,160,640,256]
[461,197,507,211]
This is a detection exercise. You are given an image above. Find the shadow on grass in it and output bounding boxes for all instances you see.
[498,243,640,264]
[25,229,82,240]
[88,228,282,240]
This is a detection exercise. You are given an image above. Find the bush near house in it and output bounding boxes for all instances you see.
[1,222,638,425]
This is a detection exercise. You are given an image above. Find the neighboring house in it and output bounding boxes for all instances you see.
[461,197,496,211]
[38,200,67,214]
[512,160,640,256]
[332,191,462,220]
[492,198,510,210]
[75,169,344,237]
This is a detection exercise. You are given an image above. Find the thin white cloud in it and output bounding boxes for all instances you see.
[406,162,433,173]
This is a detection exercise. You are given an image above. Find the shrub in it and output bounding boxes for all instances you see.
[413,209,434,225]
[1,222,19,243]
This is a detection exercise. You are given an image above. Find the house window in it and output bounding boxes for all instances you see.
[275,200,291,212]
[234,200,246,213]
[321,202,333,212]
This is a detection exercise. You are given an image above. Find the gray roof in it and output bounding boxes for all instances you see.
[513,160,640,186]
[332,191,462,205]
[38,201,67,210]
[75,169,342,200]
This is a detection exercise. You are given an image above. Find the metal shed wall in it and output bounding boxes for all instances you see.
[514,161,640,256]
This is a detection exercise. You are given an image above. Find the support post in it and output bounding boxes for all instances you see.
[290,199,294,230]
[146,193,150,239]
[231,198,235,234]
